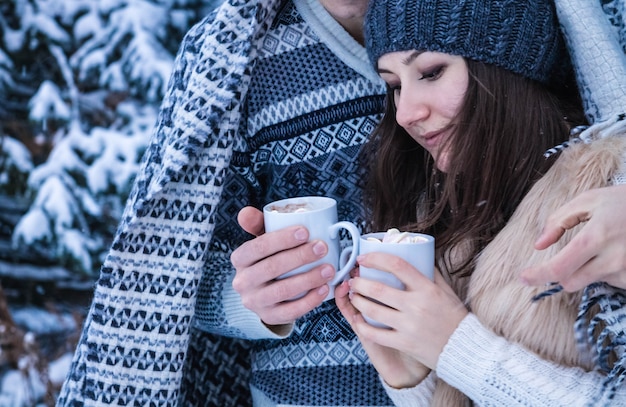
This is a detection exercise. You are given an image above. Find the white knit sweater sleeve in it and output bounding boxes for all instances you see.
[436,313,626,406]
[380,370,436,406]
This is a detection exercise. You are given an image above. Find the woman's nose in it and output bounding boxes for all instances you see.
[395,92,428,129]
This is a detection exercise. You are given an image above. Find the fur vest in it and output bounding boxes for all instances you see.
[432,135,626,406]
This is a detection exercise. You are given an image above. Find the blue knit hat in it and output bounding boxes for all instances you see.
[365,0,569,85]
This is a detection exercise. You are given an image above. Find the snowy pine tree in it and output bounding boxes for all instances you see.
[1,0,223,275]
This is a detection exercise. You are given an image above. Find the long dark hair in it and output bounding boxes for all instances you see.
[363,59,586,277]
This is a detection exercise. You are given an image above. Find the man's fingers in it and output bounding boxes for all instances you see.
[560,246,626,291]
[524,185,626,290]
[268,264,334,301]
[237,264,336,326]
[521,233,596,286]
[230,226,312,268]
[533,226,568,250]
[257,280,330,326]
[534,194,593,250]
[237,206,265,236]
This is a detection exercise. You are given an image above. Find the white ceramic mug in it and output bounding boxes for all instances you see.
[359,231,435,328]
[263,196,360,300]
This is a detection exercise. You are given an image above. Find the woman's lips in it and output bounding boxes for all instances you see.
[420,130,443,148]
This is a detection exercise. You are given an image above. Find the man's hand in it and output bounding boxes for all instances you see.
[231,207,337,327]
[520,185,626,291]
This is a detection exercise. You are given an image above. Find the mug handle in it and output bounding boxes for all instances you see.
[328,221,360,285]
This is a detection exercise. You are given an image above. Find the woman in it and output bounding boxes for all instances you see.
[335,0,626,405]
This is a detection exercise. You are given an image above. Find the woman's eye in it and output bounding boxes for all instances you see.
[419,66,444,81]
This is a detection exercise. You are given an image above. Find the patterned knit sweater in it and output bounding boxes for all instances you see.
[193,1,392,405]
[57,0,391,405]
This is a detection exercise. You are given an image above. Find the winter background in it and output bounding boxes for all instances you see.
[0,0,223,405]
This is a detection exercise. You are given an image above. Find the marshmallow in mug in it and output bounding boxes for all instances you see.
[366,228,429,244]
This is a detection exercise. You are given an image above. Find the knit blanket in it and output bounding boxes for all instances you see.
[57,1,283,404]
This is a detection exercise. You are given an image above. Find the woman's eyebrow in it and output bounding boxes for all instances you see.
[377,50,424,74]
[402,50,423,66]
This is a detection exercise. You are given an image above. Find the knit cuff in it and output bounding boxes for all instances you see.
[436,313,503,397]
[223,286,293,339]
[380,371,436,407]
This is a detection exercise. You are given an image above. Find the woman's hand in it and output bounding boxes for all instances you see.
[335,277,431,389]
[520,185,626,291]
[335,252,468,386]
[231,207,337,328]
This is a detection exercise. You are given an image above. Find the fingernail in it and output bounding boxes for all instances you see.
[318,285,329,296]
[294,228,308,241]
[321,266,334,279]
[312,241,327,256]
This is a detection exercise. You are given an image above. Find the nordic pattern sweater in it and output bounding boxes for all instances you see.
[191,1,394,405]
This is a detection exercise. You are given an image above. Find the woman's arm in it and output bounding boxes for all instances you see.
[380,313,625,406]
[342,252,625,406]
[379,370,437,407]
[438,313,625,406]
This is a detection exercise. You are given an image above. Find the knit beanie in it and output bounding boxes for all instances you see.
[364,0,569,86]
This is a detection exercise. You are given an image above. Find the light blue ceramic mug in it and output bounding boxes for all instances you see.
[263,196,360,301]
[359,231,435,328]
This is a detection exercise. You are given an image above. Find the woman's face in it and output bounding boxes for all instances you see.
[377,51,468,172]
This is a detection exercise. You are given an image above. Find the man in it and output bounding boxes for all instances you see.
[57,0,390,405]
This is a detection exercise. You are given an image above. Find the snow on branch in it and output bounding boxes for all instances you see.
[3,0,221,277]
